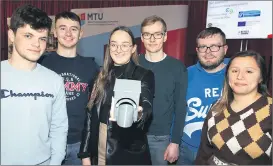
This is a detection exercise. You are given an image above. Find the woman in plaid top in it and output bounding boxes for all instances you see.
[195,50,272,165]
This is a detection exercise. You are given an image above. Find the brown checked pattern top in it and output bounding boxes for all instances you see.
[195,96,272,165]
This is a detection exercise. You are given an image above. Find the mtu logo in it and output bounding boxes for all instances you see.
[1,89,54,100]
[78,13,86,26]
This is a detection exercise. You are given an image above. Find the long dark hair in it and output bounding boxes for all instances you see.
[87,26,138,110]
[210,50,269,115]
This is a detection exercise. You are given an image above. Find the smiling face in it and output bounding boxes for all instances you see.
[54,18,82,49]
[196,34,228,70]
[8,24,49,62]
[228,56,262,96]
[109,30,136,65]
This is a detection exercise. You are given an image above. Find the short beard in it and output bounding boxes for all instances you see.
[199,56,225,70]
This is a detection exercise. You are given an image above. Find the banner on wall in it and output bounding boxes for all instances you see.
[206,1,272,39]
[71,5,188,66]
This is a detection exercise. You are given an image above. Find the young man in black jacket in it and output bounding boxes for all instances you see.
[39,11,99,165]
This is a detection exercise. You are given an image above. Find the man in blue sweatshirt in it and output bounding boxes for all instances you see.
[177,27,230,165]
[1,5,68,165]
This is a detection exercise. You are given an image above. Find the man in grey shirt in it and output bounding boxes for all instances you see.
[1,5,68,165]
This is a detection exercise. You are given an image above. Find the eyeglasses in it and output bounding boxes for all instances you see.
[109,43,133,52]
[197,45,226,53]
[141,32,165,40]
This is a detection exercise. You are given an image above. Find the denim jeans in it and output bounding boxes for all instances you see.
[176,141,197,165]
[147,135,170,165]
[62,142,82,165]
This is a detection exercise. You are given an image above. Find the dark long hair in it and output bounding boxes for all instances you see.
[87,26,138,110]
[210,50,269,115]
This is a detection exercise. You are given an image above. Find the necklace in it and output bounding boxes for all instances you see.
[113,64,126,79]
[115,73,123,78]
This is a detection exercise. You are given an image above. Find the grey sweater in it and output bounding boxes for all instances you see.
[1,60,68,165]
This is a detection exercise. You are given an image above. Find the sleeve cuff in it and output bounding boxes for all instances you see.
[170,136,181,144]
[77,152,91,159]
